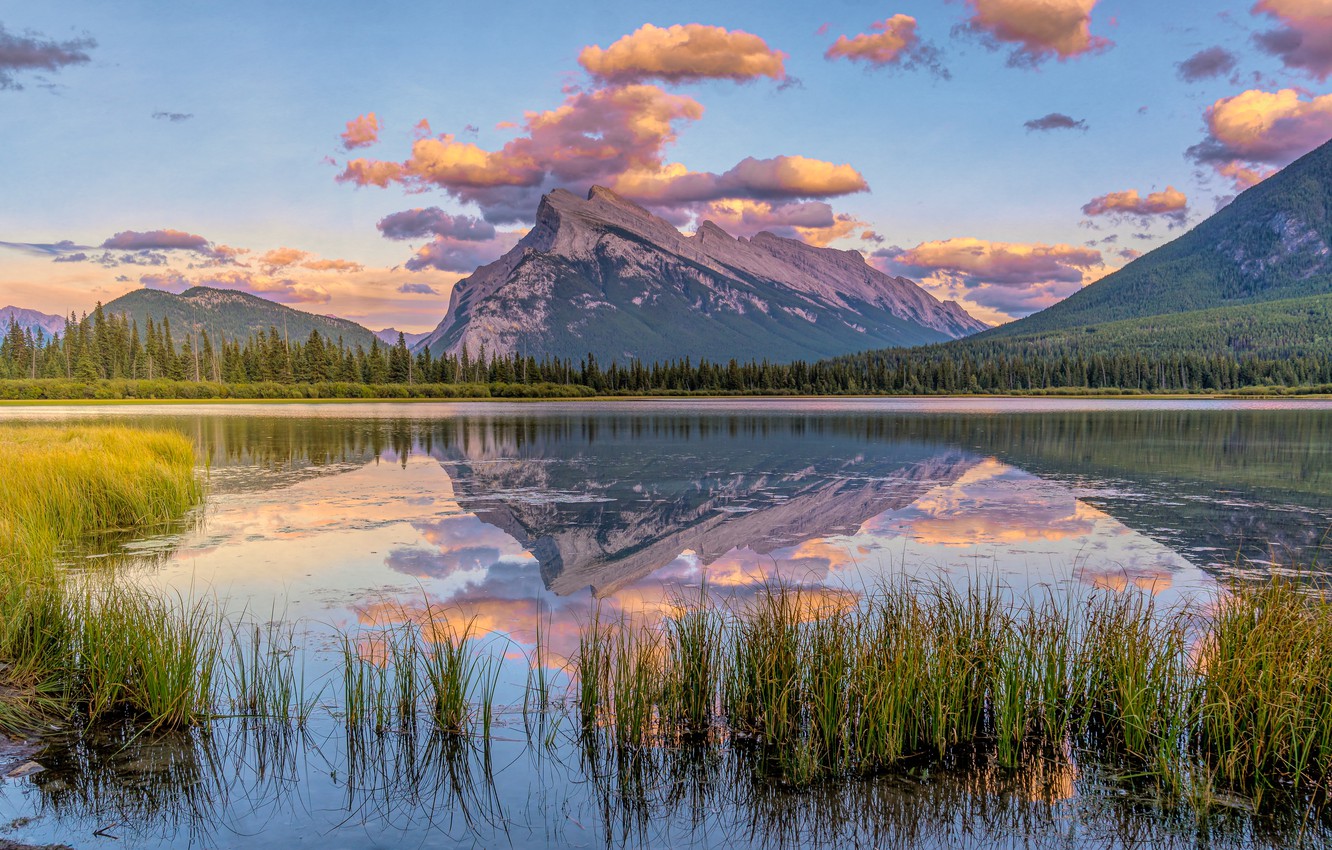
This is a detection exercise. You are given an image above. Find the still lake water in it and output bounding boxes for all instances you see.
[2,398,1332,849]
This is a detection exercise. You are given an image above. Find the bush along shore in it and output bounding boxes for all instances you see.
[1,377,1331,402]
[4,425,1332,817]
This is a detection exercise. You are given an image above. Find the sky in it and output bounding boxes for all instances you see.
[3,0,1332,332]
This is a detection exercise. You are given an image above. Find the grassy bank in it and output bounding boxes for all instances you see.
[0,425,209,733]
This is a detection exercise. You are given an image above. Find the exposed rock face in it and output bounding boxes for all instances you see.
[419,186,986,363]
[0,306,64,339]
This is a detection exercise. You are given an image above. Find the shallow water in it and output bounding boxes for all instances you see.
[2,398,1331,848]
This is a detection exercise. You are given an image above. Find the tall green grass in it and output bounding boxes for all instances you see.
[0,425,213,732]
[566,577,1332,801]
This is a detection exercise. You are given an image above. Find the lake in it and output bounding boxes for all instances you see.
[2,398,1331,849]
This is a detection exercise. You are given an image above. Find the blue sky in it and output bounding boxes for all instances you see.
[3,0,1330,330]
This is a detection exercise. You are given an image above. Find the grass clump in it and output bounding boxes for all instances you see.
[0,424,211,733]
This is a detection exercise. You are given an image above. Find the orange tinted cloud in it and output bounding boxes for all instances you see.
[961,0,1110,67]
[609,155,868,205]
[1187,88,1332,189]
[259,247,307,268]
[824,15,949,77]
[303,258,364,272]
[338,85,704,221]
[338,85,870,233]
[883,238,1102,285]
[695,199,864,247]
[578,23,787,84]
[1081,186,1188,224]
[340,113,380,150]
[1252,0,1332,80]
[1217,161,1275,189]
[876,237,1105,322]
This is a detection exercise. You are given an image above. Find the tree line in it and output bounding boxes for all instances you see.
[4,305,1332,395]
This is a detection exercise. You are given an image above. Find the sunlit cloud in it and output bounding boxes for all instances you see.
[696,199,864,246]
[0,22,95,90]
[1081,186,1188,226]
[824,14,950,78]
[608,155,868,205]
[1252,0,1332,81]
[337,82,870,249]
[340,112,380,150]
[874,237,1105,323]
[957,0,1110,67]
[578,23,787,85]
[1187,88,1332,189]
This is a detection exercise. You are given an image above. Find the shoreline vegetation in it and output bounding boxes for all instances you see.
[6,307,1332,400]
[3,425,1332,824]
[1,377,1332,403]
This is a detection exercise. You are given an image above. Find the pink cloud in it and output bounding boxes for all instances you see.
[959,0,1111,67]
[878,237,1103,287]
[608,155,868,205]
[1187,88,1332,189]
[578,23,787,85]
[1081,186,1188,224]
[340,113,380,150]
[694,199,864,246]
[102,229,212,253]
[825,15,949,77]
[1252,0,1332,80]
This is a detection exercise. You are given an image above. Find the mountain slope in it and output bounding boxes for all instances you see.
[104,286,379,349]
[419,186,985,363]
[0,306,64,339]
[985,138,1332,339]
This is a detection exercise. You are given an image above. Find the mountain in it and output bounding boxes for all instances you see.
[0,306,65,340]
[374,327,430,347]
[982,137,1332,345]
[103,286,379,349]
[418,186,985,363]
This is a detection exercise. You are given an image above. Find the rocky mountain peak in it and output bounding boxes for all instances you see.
[417,185,987,362]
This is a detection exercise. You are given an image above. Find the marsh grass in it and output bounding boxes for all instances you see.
[1196,580,1332,797]
[0,425,214,732]
[563,576,1332,801]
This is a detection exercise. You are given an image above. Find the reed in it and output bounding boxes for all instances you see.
[1196,579,1332,795]
[608,617,662,748]
[421,609,483,736]
[661,597,721,739]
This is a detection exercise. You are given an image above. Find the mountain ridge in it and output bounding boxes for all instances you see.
[103,286,379,349]
[981,137,1332,341]
[419,185,985,363]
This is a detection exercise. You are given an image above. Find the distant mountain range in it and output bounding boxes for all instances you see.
[1,306,65,339]
[102,286,379,350]
[374,327,430,348]
[418,185,985,363]
[967,137,1332,358]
